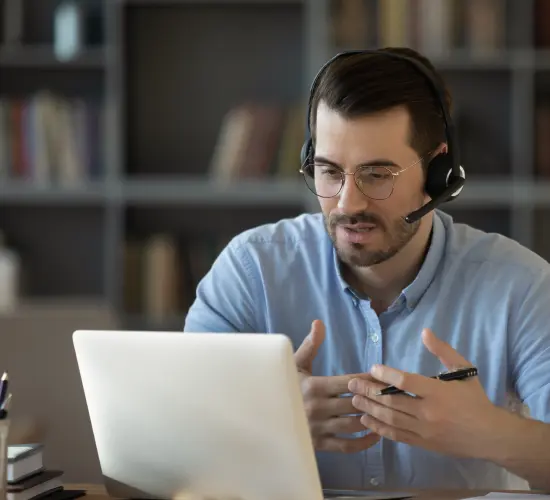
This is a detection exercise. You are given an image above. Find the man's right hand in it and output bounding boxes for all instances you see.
[295,319,382,454]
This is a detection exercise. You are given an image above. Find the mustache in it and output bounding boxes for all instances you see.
[329,212,384,227]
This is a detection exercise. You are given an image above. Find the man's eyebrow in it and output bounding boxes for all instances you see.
[313,156,401,169]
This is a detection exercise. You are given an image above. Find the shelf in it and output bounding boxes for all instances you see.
[453,178,550,207]
[0,45,105,69]
[121,177,309,206]
[0,181,109,205]
[121,177,550,208]
[0,178,548,207]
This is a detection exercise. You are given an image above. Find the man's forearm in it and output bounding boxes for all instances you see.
[483,408,550,491]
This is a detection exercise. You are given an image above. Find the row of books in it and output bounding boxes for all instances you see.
[208,99,550,180]
[7,442,84,500]
[0,93,105,184]
[123,234,230,322]
[329,0,547,55]
[209,101,304,182]
[1,94,549,187]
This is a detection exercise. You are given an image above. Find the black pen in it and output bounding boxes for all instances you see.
[0,372,8,407]
[0,393,11,419]
[376,367,478,396]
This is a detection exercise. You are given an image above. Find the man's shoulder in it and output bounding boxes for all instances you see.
[228,212,328,251]
[440,210,550,279]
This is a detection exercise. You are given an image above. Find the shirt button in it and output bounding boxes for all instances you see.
[370,478,380,486]
[371,333,380,343]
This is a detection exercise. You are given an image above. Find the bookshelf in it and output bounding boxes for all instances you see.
[0,0,549,330]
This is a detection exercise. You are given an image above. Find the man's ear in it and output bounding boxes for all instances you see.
[429,142,447,158]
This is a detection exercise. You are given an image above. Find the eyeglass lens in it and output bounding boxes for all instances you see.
[302,163,395,200]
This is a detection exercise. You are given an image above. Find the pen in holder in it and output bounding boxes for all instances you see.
[0,371,11,500]
[0,416,10,500]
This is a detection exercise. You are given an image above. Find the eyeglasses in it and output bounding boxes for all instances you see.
[299,154,429,200]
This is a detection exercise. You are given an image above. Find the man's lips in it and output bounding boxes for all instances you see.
[340,223,377,231]
[337,224,380,244]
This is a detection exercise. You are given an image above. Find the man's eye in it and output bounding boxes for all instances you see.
[319,168,340,177]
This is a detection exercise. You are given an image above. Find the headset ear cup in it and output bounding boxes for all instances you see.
[425,154,454,200]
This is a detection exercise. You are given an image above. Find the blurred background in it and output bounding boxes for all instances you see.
[0,0,549,330]
[0,0,550,483]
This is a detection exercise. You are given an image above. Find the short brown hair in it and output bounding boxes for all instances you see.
[309,47,453,166]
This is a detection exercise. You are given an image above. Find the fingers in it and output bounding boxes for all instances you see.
[352,397,420,432]
[303,373,375,399]
[313,431,381,454]
[294,320,326,373]
[368,364,439,399]
[325,373,376,395]
[348,377,420,417]
[421,328,473,372]
[310,415,366,436]
[302,373,381,420]
[304,394,357,421]
[360,414,418,447]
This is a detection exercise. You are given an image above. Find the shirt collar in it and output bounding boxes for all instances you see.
[332,210,447,310]
[401,211,446,310]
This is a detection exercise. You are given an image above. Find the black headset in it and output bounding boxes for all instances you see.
[300,49,466,224]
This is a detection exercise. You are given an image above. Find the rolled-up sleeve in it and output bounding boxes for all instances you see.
[184,241,261,333]
[511,270,550,423]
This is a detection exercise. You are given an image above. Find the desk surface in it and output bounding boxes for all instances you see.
[67,483,543,500]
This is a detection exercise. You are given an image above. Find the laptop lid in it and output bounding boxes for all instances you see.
[73,330,324,500]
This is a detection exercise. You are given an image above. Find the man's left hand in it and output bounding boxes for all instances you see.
[348,328,508,459]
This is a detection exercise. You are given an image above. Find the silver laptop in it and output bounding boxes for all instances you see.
[73,330,414,500]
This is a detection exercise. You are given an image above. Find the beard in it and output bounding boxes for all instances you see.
[324,208,422,268]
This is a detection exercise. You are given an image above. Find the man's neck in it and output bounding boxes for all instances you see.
[343,214,434,313]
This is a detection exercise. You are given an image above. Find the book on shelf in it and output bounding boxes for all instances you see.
[208,101,305,183]
[0,92,105,186]
[7,443,85,500]
[329,0,505,58]
[123,234,229,324]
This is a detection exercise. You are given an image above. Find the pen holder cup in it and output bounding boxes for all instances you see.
[0,419,10,499]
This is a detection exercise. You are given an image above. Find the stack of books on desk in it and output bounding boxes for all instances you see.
[7,443,85,500]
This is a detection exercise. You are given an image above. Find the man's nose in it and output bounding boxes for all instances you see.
[337,174,368,213]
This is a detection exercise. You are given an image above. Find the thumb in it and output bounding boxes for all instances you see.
[421,328,472,371]
[294,320,326,373]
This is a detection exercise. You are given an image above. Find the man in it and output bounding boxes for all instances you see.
[184,47,550,491]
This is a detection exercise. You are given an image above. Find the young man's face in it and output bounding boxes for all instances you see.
[313,102,430,268]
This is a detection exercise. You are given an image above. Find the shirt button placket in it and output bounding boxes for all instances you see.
[361,304,385,488]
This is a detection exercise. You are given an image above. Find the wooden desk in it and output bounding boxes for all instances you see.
[68,484,108,499]
[67,483,543,500]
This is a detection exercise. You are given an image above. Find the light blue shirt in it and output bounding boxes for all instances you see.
[184,209,550,490]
